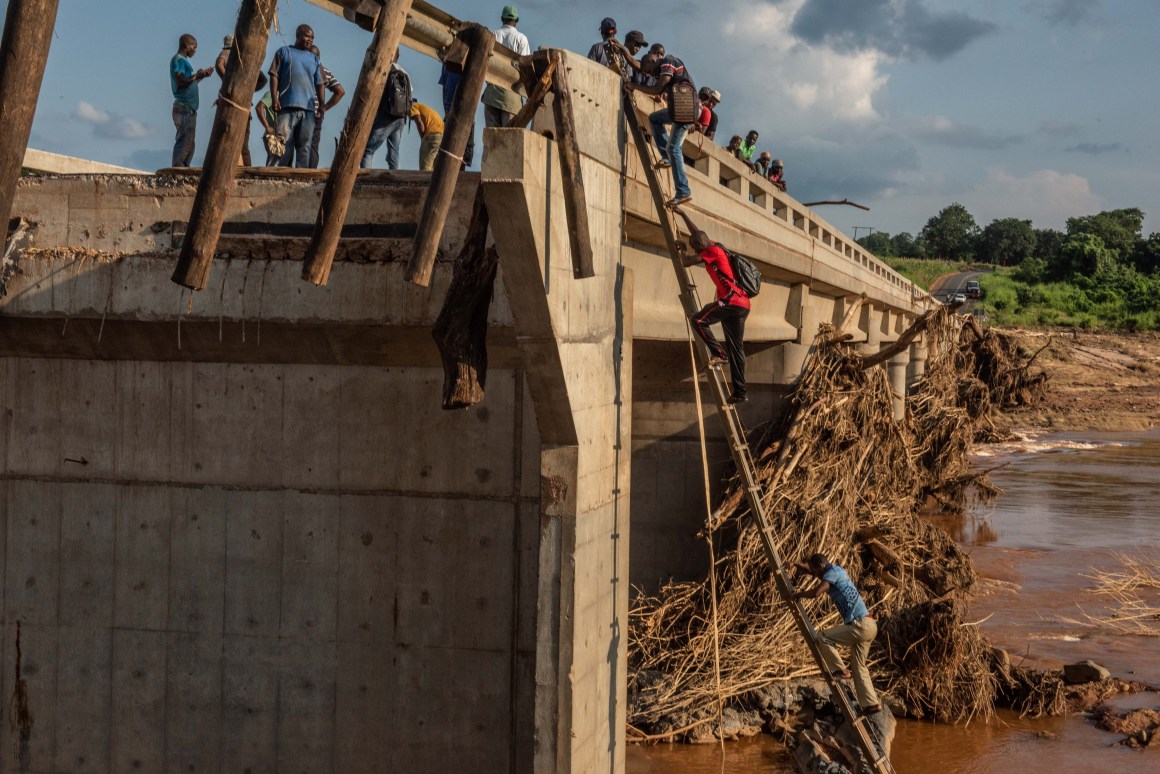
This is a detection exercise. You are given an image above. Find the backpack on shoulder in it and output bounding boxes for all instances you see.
[383,67,413,118]
[716,243,762,298]
[669,80,700,124]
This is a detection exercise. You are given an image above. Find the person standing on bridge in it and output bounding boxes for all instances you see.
[268,25,324,168]
[793,552,882,716]
[669,206,751,404]
[481,6,532,127]
[215,34,268,167]
[308,46,346,168]
[169,34,214,167]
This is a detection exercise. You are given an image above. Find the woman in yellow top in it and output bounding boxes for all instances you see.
[409,102,445,171]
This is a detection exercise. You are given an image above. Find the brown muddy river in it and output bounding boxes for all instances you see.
[627,429,1160,773]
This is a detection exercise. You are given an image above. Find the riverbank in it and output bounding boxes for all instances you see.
[996,328,1160,432]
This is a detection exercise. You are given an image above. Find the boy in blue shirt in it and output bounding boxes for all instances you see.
[794,552,882,716]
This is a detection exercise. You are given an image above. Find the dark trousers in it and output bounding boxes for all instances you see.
[691,302,749,398]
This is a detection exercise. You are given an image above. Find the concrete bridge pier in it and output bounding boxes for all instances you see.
[888,351,909,419]
[908,335,929,389]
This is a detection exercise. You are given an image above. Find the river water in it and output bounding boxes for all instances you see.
[627,429,1160,773]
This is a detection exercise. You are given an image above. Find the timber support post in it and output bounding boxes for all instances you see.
[405,23,494,287]
[547,50,595,279]
[0,0,61,239]
[301,0,414,286]
[171,0,277,291]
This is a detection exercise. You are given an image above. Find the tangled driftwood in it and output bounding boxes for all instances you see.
[628,308,1051,739]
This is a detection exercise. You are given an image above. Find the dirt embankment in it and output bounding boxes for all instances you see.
[996,328,1160,432]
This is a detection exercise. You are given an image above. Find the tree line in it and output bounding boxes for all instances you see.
[857,203,1159,279]
[858,204,1160,330]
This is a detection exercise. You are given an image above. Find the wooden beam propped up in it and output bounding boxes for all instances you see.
[547,50,595,279]
[0,0,60,240]
[170,0,277,290]
[405,23,494,288]
[301,0,415,286]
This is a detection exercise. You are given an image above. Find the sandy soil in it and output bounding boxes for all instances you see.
[994,328,1160,432]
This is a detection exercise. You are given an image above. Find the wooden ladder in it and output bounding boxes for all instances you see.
[622,92,896,774]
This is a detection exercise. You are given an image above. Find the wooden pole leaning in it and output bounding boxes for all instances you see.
[405,24,495,288]
[170,0,277,291]
[301,0,414,286]
[0,0,61,238]
[546,50,595,279]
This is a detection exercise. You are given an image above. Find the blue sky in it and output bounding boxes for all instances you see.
[15,0,1160,240]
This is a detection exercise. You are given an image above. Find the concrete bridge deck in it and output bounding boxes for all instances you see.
[0,45,933,774]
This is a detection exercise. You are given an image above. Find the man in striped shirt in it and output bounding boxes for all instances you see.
[308,46,346,168]
[626,48,698,205]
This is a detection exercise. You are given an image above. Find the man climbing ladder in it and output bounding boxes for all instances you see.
[621,89,896,774]
[669,205,750,404]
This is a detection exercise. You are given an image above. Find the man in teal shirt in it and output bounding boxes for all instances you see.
[794,552,882,716]
[170,34,213,167]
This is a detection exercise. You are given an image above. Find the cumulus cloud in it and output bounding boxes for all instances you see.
[1026,0,1097,26]
[790,0,998,61]
[1065,142,1126,155]
[904,115,1024,150]
[73,101,152,140]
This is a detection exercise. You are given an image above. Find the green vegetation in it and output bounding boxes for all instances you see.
[883,257,970,290]
[857,204,1160,331]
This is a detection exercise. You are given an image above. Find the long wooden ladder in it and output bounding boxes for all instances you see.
[622,93,895,774]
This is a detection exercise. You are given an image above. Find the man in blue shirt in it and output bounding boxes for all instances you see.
[794,552,882,716]
[268,25,324,168]
[169,34,214,167]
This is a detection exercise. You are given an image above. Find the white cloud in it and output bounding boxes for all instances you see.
[73,100,153,140]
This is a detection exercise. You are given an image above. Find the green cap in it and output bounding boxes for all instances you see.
[501,5,519,21]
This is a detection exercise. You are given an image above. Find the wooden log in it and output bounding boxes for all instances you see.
[860,309,936,369]
[302,0,415,286]
[171,0,277,290]
[547,51,595,279]
[508,55,556,130]
[405,24,494,288]
[0,0,60,238]
[431,188,497,409]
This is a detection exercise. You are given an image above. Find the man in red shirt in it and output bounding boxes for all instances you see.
[670,205,751,403]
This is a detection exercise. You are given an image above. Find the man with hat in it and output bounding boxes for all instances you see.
[769,158,787,192]
[697,87,721,141]
[481,6,531,128]
[588,17,620,69]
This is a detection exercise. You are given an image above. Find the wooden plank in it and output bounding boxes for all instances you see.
[548,50,595,279]
[302,0,415,286]
[0,0,60,238]
[170,0,278,290]
[405,23,495,287]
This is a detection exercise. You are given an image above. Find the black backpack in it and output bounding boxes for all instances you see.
[382,67,412,118]
[717,243,762,298]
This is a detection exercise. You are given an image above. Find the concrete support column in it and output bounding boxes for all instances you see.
[889,351,908,419]
[775,342,810,384]
[858,305,883,357]
[907,334,928,391]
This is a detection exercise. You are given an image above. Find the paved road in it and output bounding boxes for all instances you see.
[930,269,987,309]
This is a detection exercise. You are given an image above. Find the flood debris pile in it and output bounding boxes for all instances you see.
[628,307,1053,742]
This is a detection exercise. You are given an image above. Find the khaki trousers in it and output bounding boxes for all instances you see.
[419,132,443,171]
[818,616,879,709]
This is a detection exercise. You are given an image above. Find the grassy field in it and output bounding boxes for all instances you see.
[882,257,971,290]
[974,269,1160,331]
